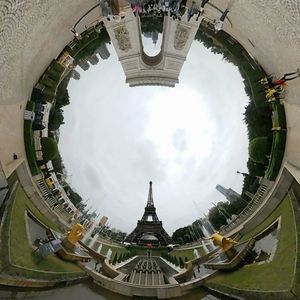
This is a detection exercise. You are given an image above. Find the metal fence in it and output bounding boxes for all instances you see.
[220,178,274,235]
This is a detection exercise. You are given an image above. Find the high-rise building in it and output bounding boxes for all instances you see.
[99,216,108,227]
[216,184,241,203]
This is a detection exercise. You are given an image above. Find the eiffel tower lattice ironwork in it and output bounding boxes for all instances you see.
[125,181,173,246]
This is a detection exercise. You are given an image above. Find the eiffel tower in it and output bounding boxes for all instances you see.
[125,181,173,246]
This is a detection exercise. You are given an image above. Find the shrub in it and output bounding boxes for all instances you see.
[249,136,269,164]
[24,121,40,176]
[179,257,184,268]
[41,137,59,162]
[112,253,118,265]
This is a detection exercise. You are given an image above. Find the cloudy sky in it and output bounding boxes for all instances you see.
[59,36,249,234]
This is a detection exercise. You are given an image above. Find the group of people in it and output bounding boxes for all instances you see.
[129,0,212,21]
[260,69,300,103]
[98,0,231,34]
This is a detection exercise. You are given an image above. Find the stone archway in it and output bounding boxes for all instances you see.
[103,6,201,87]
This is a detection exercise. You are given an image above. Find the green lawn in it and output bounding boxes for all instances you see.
[208,194,296,291]
[8,185,83,278]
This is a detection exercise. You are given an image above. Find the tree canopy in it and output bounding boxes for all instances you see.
[41,137,59,162]
[249,136,269,163]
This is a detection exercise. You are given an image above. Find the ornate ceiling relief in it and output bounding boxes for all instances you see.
[114,25,132,52]
[174,24,191,50]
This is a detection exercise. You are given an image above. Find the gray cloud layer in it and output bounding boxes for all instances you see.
[59,39,249,234]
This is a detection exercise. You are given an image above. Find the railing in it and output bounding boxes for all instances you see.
[35,177,72,222]
[220,178,274,235]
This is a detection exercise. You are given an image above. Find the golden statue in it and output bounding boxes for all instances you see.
[204,232,237,252]
[66,223,84,246]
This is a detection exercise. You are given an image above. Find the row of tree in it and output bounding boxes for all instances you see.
[195,25,273,229]
[112,251,136,265]
[161,252,188,268]
[171,220,204,244]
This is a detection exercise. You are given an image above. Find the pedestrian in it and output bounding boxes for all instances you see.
[0,185,8,191]
[265,69,300,88]
[133,0,142,15]
[94,261,99,270]
[196,0,209,20]
[265,88,281,99]
[214,8,229,32]
[187,1,197,21]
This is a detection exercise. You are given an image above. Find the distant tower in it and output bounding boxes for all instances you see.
[99,216,108,227]
[216,184,241,203]
[125,181,172,246]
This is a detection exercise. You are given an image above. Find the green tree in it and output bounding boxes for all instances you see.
[174,256,179,266]
[249,136,269,163]
[41,137,59,162]
[49,108,64,131]
[208,205,227,229]
[112,253,118,265]
[179,257,184,268]
[118,254,123,263]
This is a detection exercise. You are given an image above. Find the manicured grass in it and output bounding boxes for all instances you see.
[208,194,296,291]
[9,185,83,277]
[22,191,62,233]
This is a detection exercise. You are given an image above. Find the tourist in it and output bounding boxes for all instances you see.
[100,0,113,20]
[133,0,143,15]
[265,87,282,99]
[164,0,170,15]
[196,0,209,20]
[214,8,229,32]
[264,69,300,88]
[94,261,99,270]
[187,1,197,21]
[170,0,181,19]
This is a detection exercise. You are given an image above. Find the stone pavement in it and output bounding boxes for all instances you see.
[0,0,300,182]
[0,0,100,176]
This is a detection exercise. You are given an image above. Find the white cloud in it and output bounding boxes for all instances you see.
[59,39,249,234]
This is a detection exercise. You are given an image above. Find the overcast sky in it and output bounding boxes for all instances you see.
[59,36,249,235]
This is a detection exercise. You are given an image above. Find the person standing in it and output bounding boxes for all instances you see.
[261,69,300,88]
[214,8,229,32]
[187,1,197,21]
[196,0,209,20]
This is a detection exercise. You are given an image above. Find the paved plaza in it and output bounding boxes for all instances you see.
[0,0,300,180]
